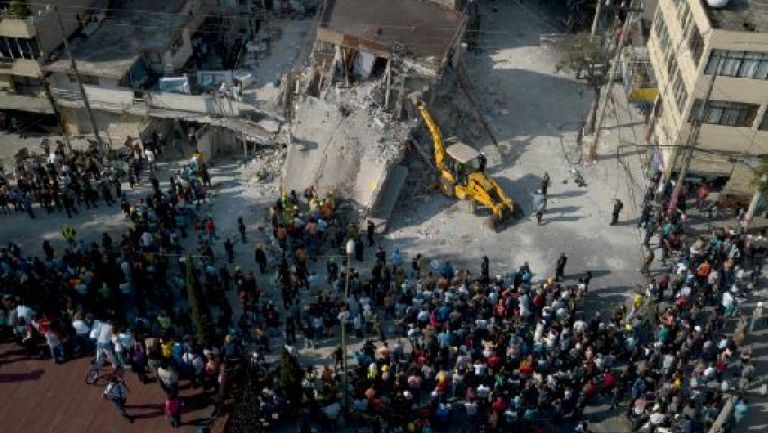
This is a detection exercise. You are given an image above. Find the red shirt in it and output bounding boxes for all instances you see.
[165,398,181,416]
[488,354,502,371]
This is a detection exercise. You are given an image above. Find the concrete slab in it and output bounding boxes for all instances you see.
[370,164,409,233]
[282,96,405,209]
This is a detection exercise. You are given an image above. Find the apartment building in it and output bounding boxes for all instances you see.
[0,0,97,115]
[647,0,768,194]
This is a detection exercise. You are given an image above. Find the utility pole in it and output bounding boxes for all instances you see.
[52,5,104,151]
[743,175,766,229]
[666,53,722,214]
[586,6,635,162]
[591,0,604,38]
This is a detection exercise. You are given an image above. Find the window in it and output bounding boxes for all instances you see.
[667,53,678,77]
[676,0,692,35]
[706,49,768,78]
[760,111,768,131]
[739,52,762,78]
[690,99,759,127]
[654,10,670,53]
[672,70,688,111]
[721,51,744,76]
[688,25,704,65]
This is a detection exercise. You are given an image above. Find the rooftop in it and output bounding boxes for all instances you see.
[44,0,192,79]
[706,0,768,33]
[319,0,464,60]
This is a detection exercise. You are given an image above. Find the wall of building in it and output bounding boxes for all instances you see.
[649,0,768,191]
[31,0,97,56]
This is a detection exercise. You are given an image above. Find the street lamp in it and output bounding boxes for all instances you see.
[341,238,355,417]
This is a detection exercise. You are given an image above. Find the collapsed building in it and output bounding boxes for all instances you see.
[31,0,474,229]
[282,0,470,230]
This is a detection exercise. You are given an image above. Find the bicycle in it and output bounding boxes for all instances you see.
[85,355,123,385]
[85,358,103,385]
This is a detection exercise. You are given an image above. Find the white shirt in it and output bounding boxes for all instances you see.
[90,320,102,339]
[465,401,478,415]
[15,305,33,324]
[72,319,90,335]
[141,232,153,247]
[97,322,113,344]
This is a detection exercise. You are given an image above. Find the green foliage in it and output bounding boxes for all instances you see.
[277,348,304,406]
[7,1,31,18]
[547,32,609,86]
[185,257,212,346]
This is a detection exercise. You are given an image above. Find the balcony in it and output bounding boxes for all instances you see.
[51,84,250,118]
[0,90,53,113]
[0,15,35,38]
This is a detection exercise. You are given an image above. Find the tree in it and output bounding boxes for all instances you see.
[277,348,304,407]
[742,159,768,229]
[546,33,610,135]
[7,1,31,18]
[185,256,212,346]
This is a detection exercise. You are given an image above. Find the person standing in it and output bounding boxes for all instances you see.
[637,202,652,228]
[533,190,546,225]
[254,244,267,274]
[23,192,34,219]
[223,238,235,263]
[610,199,624,225]
[541,172,551,195]
[62,224,76,248]
[103,375,133,422]
[237,217,246,243]
[555,253,567,281]
[640,248,655,276]
[165,391,182,427]
[367,220,376,247]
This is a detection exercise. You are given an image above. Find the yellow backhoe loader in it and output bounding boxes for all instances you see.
[416,100,518,229]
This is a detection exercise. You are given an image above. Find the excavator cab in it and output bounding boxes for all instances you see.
[445,138,482,185]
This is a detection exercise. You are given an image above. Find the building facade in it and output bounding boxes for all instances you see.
[647,0,768,194]
[0,0,97,115]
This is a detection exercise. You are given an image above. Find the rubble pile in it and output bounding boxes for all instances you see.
[282,90,409,210]
[239,146,286,200]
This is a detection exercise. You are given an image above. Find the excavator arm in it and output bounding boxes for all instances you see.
[416,101,448,174]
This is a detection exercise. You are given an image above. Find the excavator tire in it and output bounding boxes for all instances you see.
[440,179,455,197]
[483,216,497,231]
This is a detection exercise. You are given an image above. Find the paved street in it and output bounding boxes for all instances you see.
[1,2,766,433]
[0,343,215,433]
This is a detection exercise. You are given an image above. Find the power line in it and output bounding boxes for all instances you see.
[22,1,518,33]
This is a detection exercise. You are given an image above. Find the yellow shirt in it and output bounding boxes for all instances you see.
[161,341,174,358]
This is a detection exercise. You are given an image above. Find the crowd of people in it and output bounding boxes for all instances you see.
[227,177,762,433]
[0,134,205,220]
[0,143,234,427]
[0,144,764,433]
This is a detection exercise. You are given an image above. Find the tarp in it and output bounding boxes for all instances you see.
[353,51,376,78]
[158,75,190,94]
